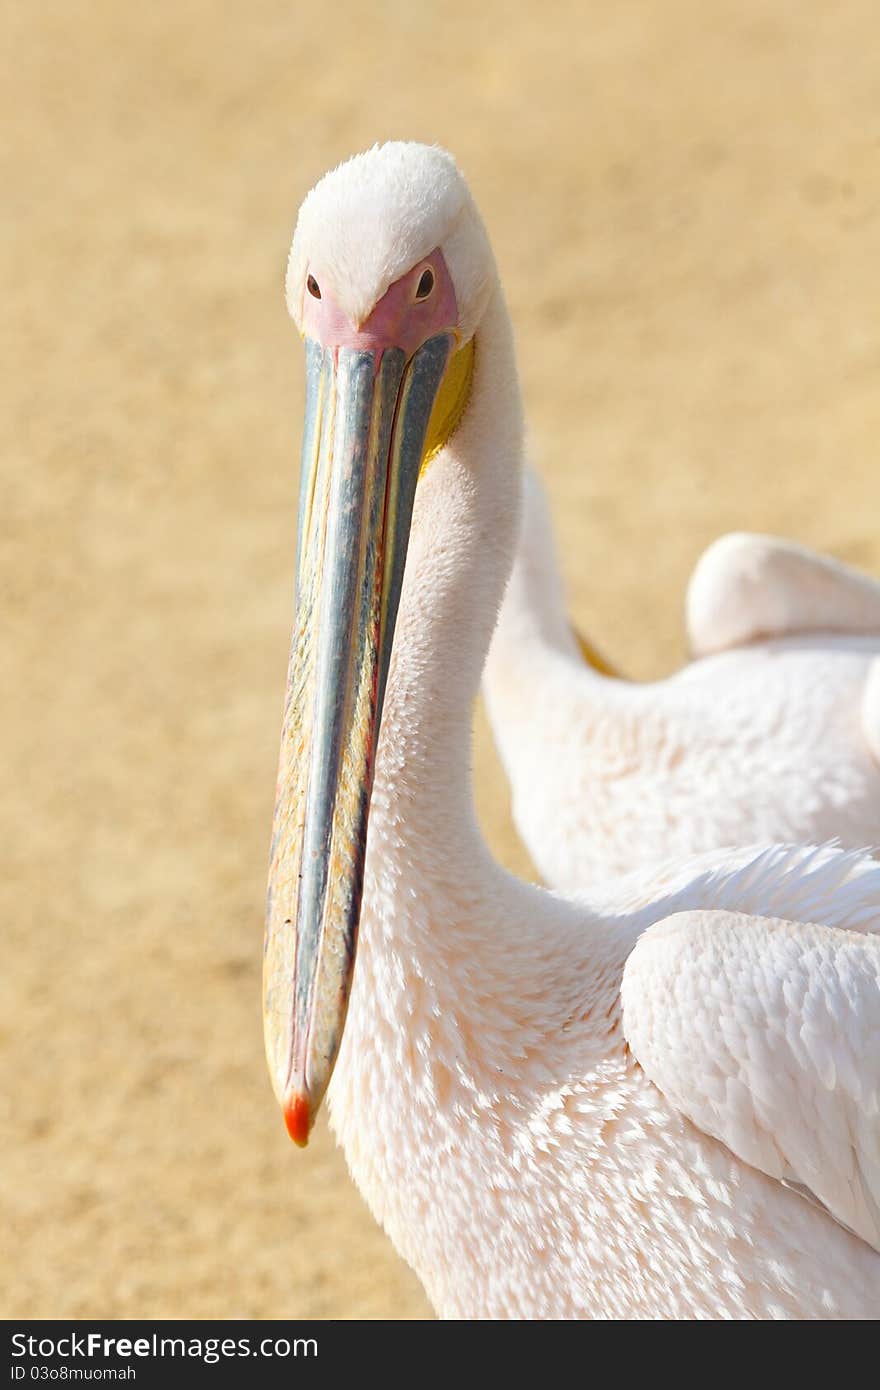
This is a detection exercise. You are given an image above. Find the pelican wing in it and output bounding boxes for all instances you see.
[621,909,880,1249]
[686,533,880,657]
[866,659,880,769]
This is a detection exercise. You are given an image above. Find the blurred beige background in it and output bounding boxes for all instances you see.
[3,0,879,1319]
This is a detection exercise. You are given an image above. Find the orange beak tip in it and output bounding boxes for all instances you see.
[283,1094,312,1147]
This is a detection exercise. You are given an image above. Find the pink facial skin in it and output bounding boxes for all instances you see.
[301,248,458,359]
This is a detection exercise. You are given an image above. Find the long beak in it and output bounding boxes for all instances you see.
[263,332,453,1144]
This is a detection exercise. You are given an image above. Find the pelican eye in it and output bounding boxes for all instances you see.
[415,268,435,301]
[307,274,321,299]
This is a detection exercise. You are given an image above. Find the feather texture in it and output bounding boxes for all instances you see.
[622,908,880,1248]
[485,469,880,887]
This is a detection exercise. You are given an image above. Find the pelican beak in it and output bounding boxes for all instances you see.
[263,332,453,1145]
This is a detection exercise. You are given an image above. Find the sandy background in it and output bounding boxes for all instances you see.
[4,1,879,1319]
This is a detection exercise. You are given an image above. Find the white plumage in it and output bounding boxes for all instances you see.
[271,142,880,1319]
[622,892,880,1249]
[485,468,880,887]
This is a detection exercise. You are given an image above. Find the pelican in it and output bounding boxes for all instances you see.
[264,143,880,1319]
[485,469,880,888]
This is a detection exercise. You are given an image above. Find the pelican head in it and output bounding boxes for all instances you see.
[264,143,494,1145]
